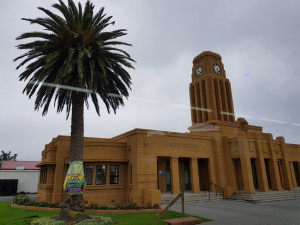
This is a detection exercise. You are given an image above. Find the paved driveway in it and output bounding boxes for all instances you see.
[166,199,300,225]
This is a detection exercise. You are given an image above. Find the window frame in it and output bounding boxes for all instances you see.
[84,165,94,185]
[84,163,121,185]
[109,165,119,184]
[96,164,107,185]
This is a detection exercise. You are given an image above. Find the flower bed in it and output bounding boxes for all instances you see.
[12,194,163,214]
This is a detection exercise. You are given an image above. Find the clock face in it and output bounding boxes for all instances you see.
[213,64,221,74]
[195,66,203,77]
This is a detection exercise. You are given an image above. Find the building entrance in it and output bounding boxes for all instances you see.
[198,158,210,191]
[157,157,171,192]
[251,159,259,190]
[293,162,300,187]
[179,158,191,191]
[264,159,272,190]
[234,159,244,191]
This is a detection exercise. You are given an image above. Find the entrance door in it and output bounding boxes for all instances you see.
[179,158,191,191]
[184,160,191,191]
[293,162,300,187]
[265,159,272,190]
[157,157,171,192]
[198,159,210,191]
[234,159,244,191]
[251,159,259,190]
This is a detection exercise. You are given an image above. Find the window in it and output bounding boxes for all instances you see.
[84,165,93,185]
[96,165,106,185]
[110,165,119,184]
[40,167,48,184]
[84,163,120,185]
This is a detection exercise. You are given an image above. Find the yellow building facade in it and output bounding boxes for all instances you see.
[37,51,300,206]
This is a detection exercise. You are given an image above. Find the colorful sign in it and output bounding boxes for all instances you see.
[63,161,85,195]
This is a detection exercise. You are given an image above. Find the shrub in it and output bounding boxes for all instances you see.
[30,217,65,225]
[124,202,139,209]
[146,203,160,209]
[30,216,115,225]
[88,203,99,209]
[24,201,34,206]
[14,198,62,208]
[51,202,62,208]
[76,216,115,225]
[32,201,52,207]
[98,204,109,210]
[152,204,160,209]
[113,204,124,210]
[86,203,108,210]
[13,194,30,205]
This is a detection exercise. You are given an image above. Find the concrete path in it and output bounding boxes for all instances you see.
[166,199,300,225]
[0,194,37,202]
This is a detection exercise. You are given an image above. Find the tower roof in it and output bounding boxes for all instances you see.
[193,51,222,63]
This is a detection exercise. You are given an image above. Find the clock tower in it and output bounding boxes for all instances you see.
[189,51,235,125]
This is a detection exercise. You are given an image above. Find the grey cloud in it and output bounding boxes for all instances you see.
[1,0,300,160]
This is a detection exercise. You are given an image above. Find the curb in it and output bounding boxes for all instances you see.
[11,204,163,214]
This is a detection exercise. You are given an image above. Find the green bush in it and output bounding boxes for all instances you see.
[98,204,109,210]
[76,216,115,225]
[88,203,99,209]
[124,202,139,209]
[114,202,142,210]
[30,217,65,225]
[51,202,62,208]
[152,204,160,209]
[14,196,159,211]
[30,216,115,225]
[14,198,62,208]
[146,203,160,209]
[88,202,160,210]
[13,194,30,205]
[32,201,52,207]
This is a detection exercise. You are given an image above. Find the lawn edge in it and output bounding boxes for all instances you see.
[11,203,163,214]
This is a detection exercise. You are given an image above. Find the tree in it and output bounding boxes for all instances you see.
[0,151,17,166]
[14,0,134,219]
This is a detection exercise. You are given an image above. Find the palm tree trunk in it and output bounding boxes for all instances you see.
[67,91,85,211]
[58,92,88,221]
[70,92,84,162]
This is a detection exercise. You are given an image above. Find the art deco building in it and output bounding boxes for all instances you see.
[37,51,300,206]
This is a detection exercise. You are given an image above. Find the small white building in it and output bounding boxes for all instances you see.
[0,161,40,194]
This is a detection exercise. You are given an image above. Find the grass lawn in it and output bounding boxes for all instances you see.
[0,202,212,225]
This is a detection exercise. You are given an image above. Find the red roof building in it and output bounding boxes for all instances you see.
[0,161,40,170]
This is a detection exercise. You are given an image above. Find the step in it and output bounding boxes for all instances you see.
[229,188,300,203]
[161,192,224,204]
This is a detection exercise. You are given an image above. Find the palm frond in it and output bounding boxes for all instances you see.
[15,0,135,117]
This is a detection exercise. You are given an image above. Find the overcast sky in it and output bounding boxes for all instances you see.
[1,0,300,161]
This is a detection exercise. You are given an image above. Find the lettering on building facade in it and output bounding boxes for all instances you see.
[168,142,197,149]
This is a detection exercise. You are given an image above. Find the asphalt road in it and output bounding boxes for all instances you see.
[166,199,300,225]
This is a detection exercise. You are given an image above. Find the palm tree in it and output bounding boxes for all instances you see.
[14,0,134,217]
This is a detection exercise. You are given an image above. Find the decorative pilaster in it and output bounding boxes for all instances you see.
[256,139,269,192]
[170,157,180,194]
[238,133,255,193]
[190,158,200,193]
[268,135,283,191]
[277,137,293,190]
[52,162,65,203]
